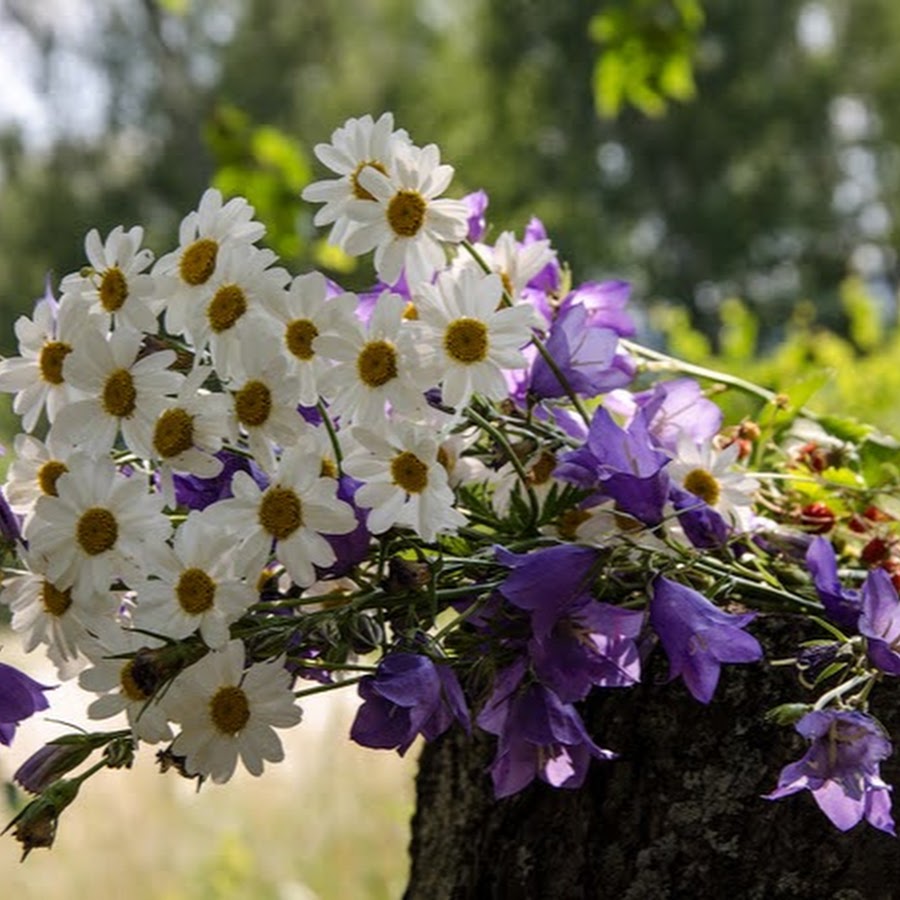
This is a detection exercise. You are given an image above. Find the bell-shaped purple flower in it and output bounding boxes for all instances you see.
[496,544,601,639]
[0,661,53,746]
[764,709,895,834]
[806,536,862,630]
[556,406,670,526]
[350,653,470,756]
[670,485,730,549]
[649,576,763,703]
[477,659,615,798]
[858,567,900,675]
[528,598,643,702]
[631,378,723,453]
[315,475,371,579]
[463,189,489,242]
[560,279,636,337]
[173,449,268,511]
[530,303,633,400]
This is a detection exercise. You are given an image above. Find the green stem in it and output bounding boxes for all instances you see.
[294,676,364,700]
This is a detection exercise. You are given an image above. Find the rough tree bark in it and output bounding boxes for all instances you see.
[404,617,900,900]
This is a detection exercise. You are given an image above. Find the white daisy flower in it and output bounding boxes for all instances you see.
[154,188,266,339]
[132,511,256,650]
[315,290,429,426]
[667,436,760,529]
[60,226,159,333]
[3,432,75,521]
[225,350,307,475]
[166,639,302,783]
[491,445,563,517]
[342,422,466,543]
[25,454,170,603]
[49,327,182,458]
[342,143,469,286]
[264,271,345,407]
[207,443,357,587]
[1,547,113,680]
[458,230,556,301]
[79,626,173,743]
[0,288,89,431]
[437,426,490,489]
[186,242,288,381]
[133,366,229,507]
[415,267,535,411]
[301,112,412,247]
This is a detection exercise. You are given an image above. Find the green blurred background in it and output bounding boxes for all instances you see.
[3,0,900,893]
[4,0,900,436]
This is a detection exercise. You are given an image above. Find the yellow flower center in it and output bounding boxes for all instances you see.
[179,238,218,286]
[259,486,303,540]
[176,567,216,615]
[76,507,118,556]
[528,451,557,486]
[153,408,195,459]
[557,508,592,542]
[37,460,68,496]
[102,368,137,418]
[38,341,72,385]
[320,458,338,479]
[391,450,428,494]
[234,380,272,428]
[683,468,721,506]
[357,340,398,388]
[41,580,72,617]
[207,284,247,333]
[99,267,128,312]
[120,660,152,702]
[351,160,389,200]
[387,190,426,237]
[285,318,319,361]
[402,302,419,321]
[444,318,488,364]
[210,685,250,734]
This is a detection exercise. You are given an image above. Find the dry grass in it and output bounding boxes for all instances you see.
[0,638,418,899]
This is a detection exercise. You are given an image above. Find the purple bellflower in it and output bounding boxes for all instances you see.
[806,536,862,630]
[496,544,601,639]
[555,406,671,526]
[528,597,643,702]
[462,189,489,243]
[173,449,268,511]
[529,302,633,401]
[764,709,895,834]
[560,279,636,337]
[631,378,723,454]
[477,659,615,798]
[649,576,763,704]
[350,653,470,756]
[0,661,53,747]
[858,567,900,676]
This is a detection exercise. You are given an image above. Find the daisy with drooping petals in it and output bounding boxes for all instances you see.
[342,422,466,543]
[3,432,75,521]
[165,639,302,783]
[207,443,357,587]
[49,327,182,458]
[263,271,346,407]
[79,626,173,743]
[0,285,89,432]
[25,454,170,603]
[1,546,113,680]
[342,143,469,286]
[415,267,535,411]
[315,290,429,426]
[458,230,556,302]
[667,436,760,530]
[154,188,266,339]
[225,349,307,475]
[60,226,159,333]
[132,511,256,650]
[301,112,411,248]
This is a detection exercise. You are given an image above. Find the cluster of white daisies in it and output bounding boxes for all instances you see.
[0,113,568,783]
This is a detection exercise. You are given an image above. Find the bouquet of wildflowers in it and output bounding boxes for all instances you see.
[1,113,899,858]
